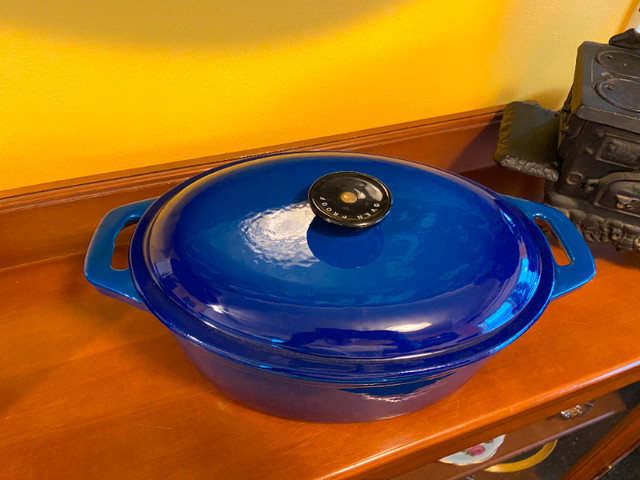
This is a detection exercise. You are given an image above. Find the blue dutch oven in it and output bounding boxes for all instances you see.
[85,152,595,422]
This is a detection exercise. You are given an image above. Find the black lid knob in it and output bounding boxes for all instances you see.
[308,171,392,228]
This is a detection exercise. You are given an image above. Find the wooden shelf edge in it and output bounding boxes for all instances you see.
[343,365,640,480]
[391,391,628,480]
[561,399,640,480]
[0,107,503,270]
[0,106,503,206]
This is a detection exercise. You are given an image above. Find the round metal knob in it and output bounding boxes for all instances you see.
[308,171,392,228]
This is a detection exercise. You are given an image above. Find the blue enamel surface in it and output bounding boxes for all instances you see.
[504,196,596,299]
[140,153,544,360]
[84,152,595,418]
[84,198,155,310]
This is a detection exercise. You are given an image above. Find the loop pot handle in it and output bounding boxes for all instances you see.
[504,196,596,299]
[84,199,155,310]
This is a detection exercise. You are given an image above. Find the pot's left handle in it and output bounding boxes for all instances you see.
[84,199,156,311]
[504,196,596,299]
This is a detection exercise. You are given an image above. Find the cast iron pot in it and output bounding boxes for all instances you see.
[85,152,595,422]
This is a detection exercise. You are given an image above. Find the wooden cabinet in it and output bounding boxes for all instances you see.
[393,385,639,479]
[1,107,639,480]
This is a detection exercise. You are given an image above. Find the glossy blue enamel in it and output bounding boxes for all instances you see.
[140,153,543,361]
[504,196,596,299]
[85,152,596,421]
[84,198,155,309]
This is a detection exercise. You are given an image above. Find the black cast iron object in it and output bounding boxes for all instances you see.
[494,29,640,251]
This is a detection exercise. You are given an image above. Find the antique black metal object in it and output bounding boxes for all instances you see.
[495,29,640,250]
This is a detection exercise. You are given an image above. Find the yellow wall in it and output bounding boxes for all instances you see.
[0,0,635,192]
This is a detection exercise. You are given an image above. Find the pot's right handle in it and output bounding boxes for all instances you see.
[84,199,155,310]
[504,196,596,299]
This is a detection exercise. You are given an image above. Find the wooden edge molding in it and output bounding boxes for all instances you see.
[0,107,503,270]
[0,106,504,202]
[561,398,640,480]
[349,366,640,480]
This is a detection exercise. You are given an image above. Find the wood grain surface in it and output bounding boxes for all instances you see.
[2,107,640,480]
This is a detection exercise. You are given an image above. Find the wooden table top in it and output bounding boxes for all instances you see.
[2,171,640,480]
[2,106,640,479]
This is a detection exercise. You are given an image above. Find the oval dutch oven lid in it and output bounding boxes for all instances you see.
[130,153,553,380]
